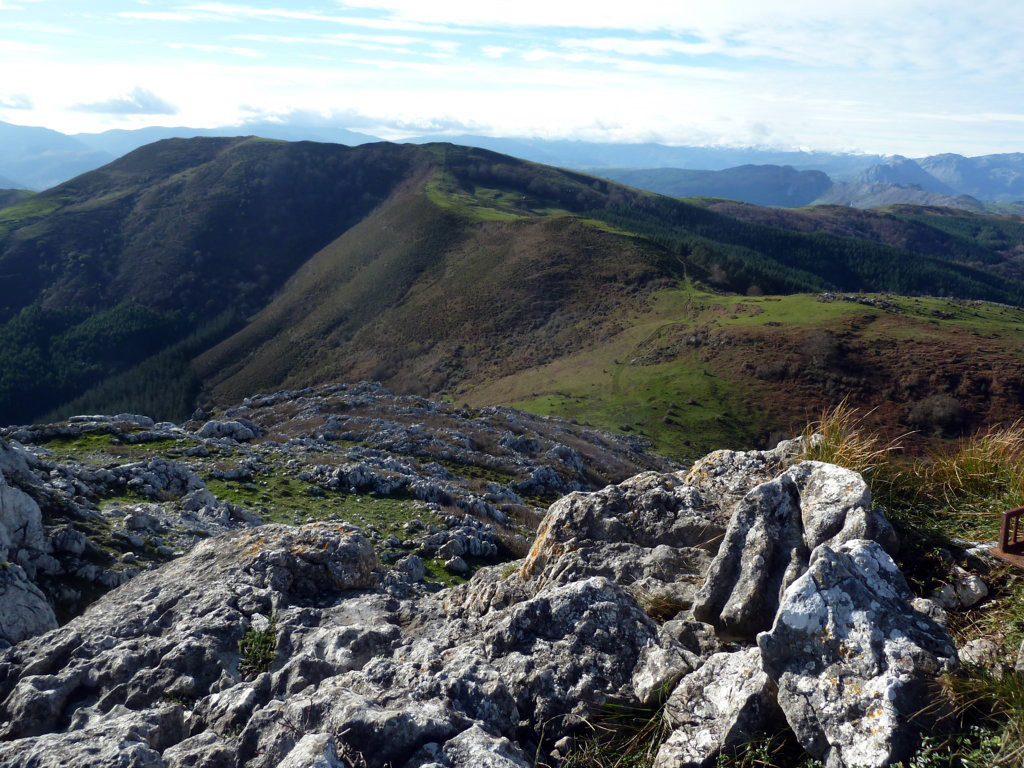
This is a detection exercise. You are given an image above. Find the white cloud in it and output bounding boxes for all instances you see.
[117,11,202,21]
[166,42,263,58]
[72,87,178,115]
[0,93,31,108]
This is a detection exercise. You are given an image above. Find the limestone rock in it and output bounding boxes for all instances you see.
[758,539,958,768]
[0,704,186,768]
[520,471,724,601]
[954,573,988,609]
[424,724,532,767]
[0,523,377,740]
[0,562,57,646]
[197,419,259,442]
[693,461,898,641]
[682,439,802,514]
[163,731,235,768]
[483,576,660,732]
[655,648,781,768]
[278,733,345,768]
[787,461,898,555]
[958,638,1001,671]
[692,473,804,640]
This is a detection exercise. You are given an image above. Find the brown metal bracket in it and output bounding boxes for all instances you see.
[993,506,1024,569]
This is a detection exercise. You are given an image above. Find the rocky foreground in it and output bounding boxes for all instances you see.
[0,390,968,767]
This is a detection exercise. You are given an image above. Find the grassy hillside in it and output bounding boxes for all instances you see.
[5,136,1024,439]
[465,285,1024,460]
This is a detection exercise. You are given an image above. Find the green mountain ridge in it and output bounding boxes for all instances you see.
[4,136,1024,458]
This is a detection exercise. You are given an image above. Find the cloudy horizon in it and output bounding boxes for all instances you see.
[1,0,1023,156]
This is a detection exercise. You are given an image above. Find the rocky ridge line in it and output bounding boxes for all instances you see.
[0,381,671,627]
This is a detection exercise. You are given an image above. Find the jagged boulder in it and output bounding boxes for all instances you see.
[682,439,803,514]
[758,539,958,768]
[655,648,781,768]
[693,462,898,641]
[520,471,723,607]
[691,473,805,640]
[0,563,57,646]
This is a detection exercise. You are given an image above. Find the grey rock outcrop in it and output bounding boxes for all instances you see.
[0,428,959,768]
[0,563,57,646]
[0,704,187,768]
[693,461,898,641]
[758,539,958,768]
[196,419,259,442]
[0,523,376,741]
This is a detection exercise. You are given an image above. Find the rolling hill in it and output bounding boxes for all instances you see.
[4,137,1024,459]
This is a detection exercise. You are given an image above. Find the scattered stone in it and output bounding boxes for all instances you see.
[954,572,988,609]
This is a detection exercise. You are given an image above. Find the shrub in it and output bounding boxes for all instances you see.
[238,614,277,679]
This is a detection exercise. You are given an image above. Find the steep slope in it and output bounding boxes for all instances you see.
[592,164,831,207]
[6,136,1024,458]
[0,137,426,422]
[195,182,676,404]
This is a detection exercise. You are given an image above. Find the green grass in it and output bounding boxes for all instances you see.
[465,283,1024,462]
[41,432,199,464]
[238,614,277,679]
[204,469,467,585]
[0,193,68,231]
[425,172,528,222]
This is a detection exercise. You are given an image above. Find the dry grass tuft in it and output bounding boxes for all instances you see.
[919,420,1024,508]
[799,399,908,501]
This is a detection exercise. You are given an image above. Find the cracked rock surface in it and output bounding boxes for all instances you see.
[0,427,957,768]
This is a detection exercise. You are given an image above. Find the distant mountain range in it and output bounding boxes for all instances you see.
[3,137,1024,456]
[595,159,1017,212]
[0,120,380,189]
[591,165,833,207]
[4,120,1024,213]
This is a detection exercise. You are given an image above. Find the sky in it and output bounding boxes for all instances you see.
[1,0,1023,155]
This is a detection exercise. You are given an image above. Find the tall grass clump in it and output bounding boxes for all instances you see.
[916,421,1024,528]
[553,698,671,768]
[934,667,1024,766]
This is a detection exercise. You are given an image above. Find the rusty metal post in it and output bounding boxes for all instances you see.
[994,506,1024,569]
